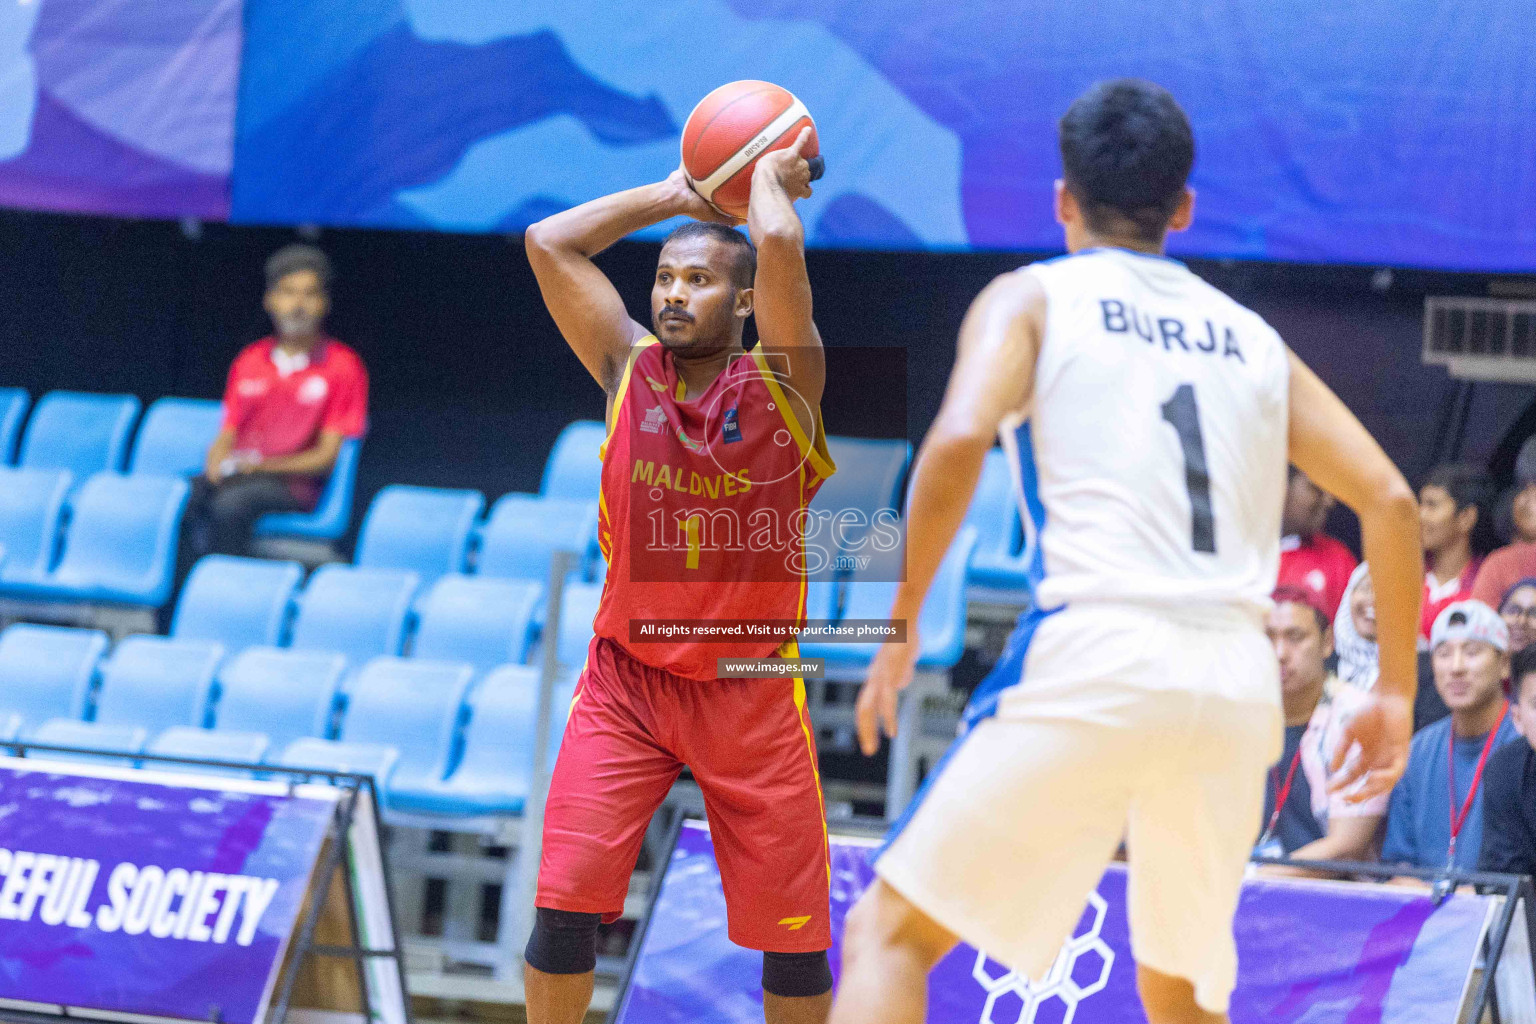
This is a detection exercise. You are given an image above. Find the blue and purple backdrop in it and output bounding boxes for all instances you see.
[0,758,337,1024]
[615,820,1492,1024]
[0,1,1534,270]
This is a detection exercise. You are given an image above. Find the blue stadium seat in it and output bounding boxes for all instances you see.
[811,437,910,523]
[802,527,977,668]
[213,647,346,751]
[92,636,223,734]
[477,494,596,582]
[1,473,190,605]
[19,391,140,480]
[255,437,362,542]
[289,565,419,666]
[276,738,399,788]
[355,485,484,584]
[146,726,269,777]
[555,582,604,667]
[412,575,541,673]
[0,467,71,583]
[28,719,147,766]
[0,624,108,732]
[129,397,225,478]
[338,657,474,809]
[0,388,30,465]
[540,420,607,501]
[395,666,577,816]
[965,449,1030,595]
[171,555,303,649]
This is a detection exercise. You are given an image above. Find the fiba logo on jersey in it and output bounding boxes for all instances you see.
[970,892,1114,1024]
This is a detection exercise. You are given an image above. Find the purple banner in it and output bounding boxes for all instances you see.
[0,757,337,1024]
[617,821,1491,1023]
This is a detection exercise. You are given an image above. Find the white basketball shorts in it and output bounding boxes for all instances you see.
[875,602,1282,1013]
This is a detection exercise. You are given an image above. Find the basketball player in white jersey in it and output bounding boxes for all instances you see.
[827,80,1423,1024]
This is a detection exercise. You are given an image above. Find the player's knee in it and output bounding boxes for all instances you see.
[523,908,600,975]
[844,881,952,968]
[761,950,832,998]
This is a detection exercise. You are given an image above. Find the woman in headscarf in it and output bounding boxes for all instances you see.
[1333,563,1378,690]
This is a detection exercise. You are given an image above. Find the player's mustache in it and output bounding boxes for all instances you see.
[659,308,694,322]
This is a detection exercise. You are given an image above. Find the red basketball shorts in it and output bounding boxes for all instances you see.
[536,636,831,952]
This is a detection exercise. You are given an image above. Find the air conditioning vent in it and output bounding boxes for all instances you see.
[1424,296,1536,382]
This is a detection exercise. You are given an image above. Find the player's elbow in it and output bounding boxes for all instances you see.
[524,220,556,262]
[1368,476,1418,527]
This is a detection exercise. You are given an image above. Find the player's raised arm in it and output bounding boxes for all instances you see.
[746,127,826,414]
[525,172,736,392]
[1287,351,1422,801]
[855,270,1045,756]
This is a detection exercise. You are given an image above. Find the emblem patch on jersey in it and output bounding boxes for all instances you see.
[674,426,705,454]
[297,376,329,404]
[640,405,667,434]
[722,405,742,443]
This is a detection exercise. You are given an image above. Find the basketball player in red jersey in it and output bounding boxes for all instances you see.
[522,127,836,1024]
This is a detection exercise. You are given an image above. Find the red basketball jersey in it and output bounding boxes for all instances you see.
[593,337,835,680]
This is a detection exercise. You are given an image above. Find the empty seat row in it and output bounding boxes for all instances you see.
[169,556,593,674]
[354,486,598,587]
[13,660,576,817]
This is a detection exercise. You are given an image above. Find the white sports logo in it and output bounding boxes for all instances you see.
[971,892,1114,1024]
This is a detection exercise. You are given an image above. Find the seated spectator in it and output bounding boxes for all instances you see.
[1382,601,1519,871]
[1418,464,1497,644]
[1257,587,1385,864]
[1474,445,1536,606]
[1277,466,1357,620]
[1479,644,1536,877]
[1498,578,1536,654]
[181,244,368,563]
[1334,564,1378,690]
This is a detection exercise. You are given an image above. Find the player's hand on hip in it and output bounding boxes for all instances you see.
[1327,690,1413,803]
[663,168,742,225]
[857,640,919,756]
[753,128,816,201]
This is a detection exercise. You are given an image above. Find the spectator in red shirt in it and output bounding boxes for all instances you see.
[1277,466,1358,620]
[1418,463,1497,643]
[182,245,368,562]
[1475,440,1536,609]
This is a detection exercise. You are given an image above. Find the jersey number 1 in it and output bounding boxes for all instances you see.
[1160,383,1216,554]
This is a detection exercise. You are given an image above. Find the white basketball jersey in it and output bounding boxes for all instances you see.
[1006,247,1289,613]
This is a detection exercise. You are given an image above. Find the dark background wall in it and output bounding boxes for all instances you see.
[1,208,1532,552]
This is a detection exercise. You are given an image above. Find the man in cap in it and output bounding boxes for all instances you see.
[1381,600,1520,870]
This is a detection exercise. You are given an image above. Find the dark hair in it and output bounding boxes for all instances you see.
[1059,79,1195,243]
[1508,642,1536,701]
[661,222,756,291]
[1422,463,1500,556]
[1271,584,1330,634]
[265,244,333,292]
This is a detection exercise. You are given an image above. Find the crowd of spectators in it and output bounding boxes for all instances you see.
[1266,461,1536,884]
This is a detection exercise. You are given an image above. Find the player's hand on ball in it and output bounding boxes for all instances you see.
[664,168,742,225]
[754,127,816,201]
[1327,690,1413,803]
[857,640,920,756]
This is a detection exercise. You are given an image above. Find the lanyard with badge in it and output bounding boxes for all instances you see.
[1257,747,1304,855]
[1445,702,1508,869]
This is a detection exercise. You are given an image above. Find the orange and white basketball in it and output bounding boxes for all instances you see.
[681,80,820,218]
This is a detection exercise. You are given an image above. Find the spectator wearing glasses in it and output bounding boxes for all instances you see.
[1418,464,1498,644]
[1479,643,1536,877]
[1382,601,1520,871]
[1497,578,1536,654]
[1257,587,1385,866]
[1277,467,1358,621]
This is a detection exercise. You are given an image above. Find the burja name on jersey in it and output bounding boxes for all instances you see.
[1099,299,1245,362]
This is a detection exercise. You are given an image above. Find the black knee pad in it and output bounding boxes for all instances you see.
[524,908,600,975]
[762,950,833,998]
